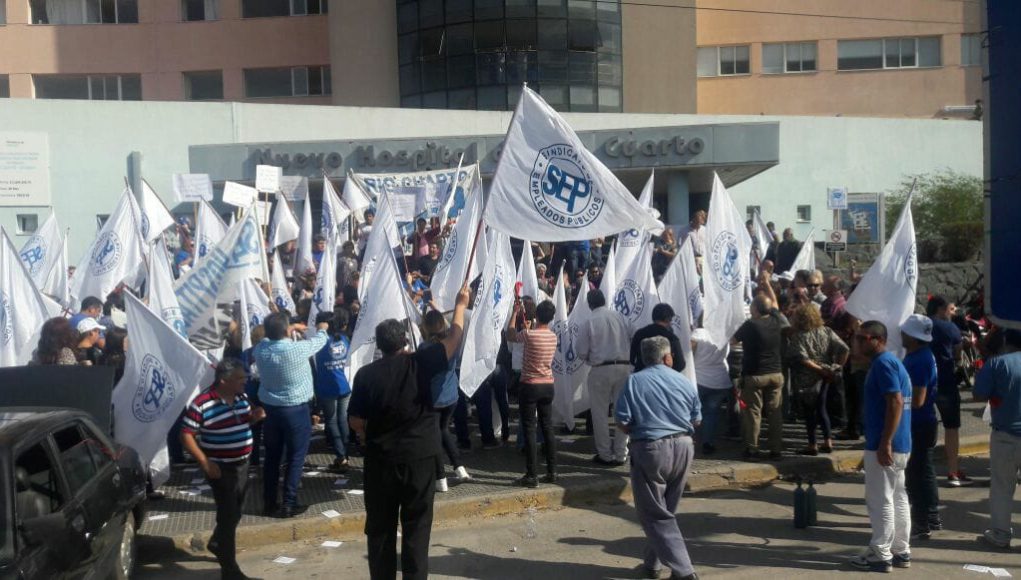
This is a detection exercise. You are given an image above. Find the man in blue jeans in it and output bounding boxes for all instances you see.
[255,312,329,518]
[314,310,352,472]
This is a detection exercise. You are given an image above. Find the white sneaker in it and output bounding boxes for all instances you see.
[436,477,449,493]
[455,466,471,481]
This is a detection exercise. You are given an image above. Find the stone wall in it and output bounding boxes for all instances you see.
[818,254,983,312]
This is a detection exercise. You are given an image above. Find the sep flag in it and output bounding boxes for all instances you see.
[676,237,703,325]
[268,198,300,249]
[195,200,228,263]
[69,188,147,306]
[459,229,516,397]
[18,212,63,291]
[0,228,51,367]
[702,173,751,348]
[322,178,351,244]
[846,192,917,356]
[430,182,483,311]
[239,279,271,351]
[270,251,296,313]
[781,228,816,278]
[657,240,698,385]
[294,191,315,276]
[148,240,187,337]
[112,292,214,468]
[614,171,655,272]
[139,180,176,244]
[174,208,268,349]
[612,243,659,335]
[42,232,70,309]
[485,86,662,241]
[307,237,337,337]
[555,270,594,424]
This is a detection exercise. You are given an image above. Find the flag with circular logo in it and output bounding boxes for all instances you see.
[702,173,752,348]
[69,187,147,307]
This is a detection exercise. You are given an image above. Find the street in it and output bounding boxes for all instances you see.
[137,456,1019,579]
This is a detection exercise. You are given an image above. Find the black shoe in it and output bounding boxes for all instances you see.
[701,443,716,455]
[207,540,221,558]
[222,568,258,580]
[638,565,662,579]
[592,455,617,466]
[261,504,279,518]
[670,573,699,580]
[540,473,558,484]
[277,504,308,518]
[514,475,539,488]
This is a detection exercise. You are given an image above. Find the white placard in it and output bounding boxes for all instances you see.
[256,165,282,193]
[321,541,343,548]
[222,181,257,207]
[389,191,419,222]
[172,173,213,202]
[272,556,296,565]
[827,187,848,210]
[279,175,309,201]
[0,132,50,206]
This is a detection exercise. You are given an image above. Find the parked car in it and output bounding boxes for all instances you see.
[0,408,146,580]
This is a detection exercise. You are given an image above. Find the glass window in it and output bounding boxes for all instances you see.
[477,52,506,84]
[539,83,567,108]
[538,19,567,50]
[697,47,717,77]
[397,2,417,34]
[746,205,761,219]
[537,0,566,18]
[446,23,474,56]
[538,50,568,83]
[838,39,883,70]
[447,54,477,88]
[399,32,419,64]
[448,87,477,109]
[762,41,817,73]
[422,90,447,108]
[569,51,596,84]
[475,0,503,20]
[308,66,324,95]
[115,0,138,22]
[420,27,444,57]
[242,0,291,18]
[507,19,537,49]
[16,214,39,234]
[34,76,90,99]
[506,51,538,84]
[886,37,915,68]
[400,63,421,96]
[475,20,504,50]
[446,0,473,23]
[597,53,621,85]
[597,20,621,54]
[0,0,5,24]
[15,443,66,522]
[570,85,596,111]
[506,0,535,18]
[597,86,620,111]
[182,0,219,20]
[477,85,507,110]
[54,426,101,495]
[292,66,309,96]
[799,42,817,71]
[596,0,619,21]
[184,70,223,100]
[419,0,443,28]
[421,58,447,92]
[401,94,422,108]
[568,0,594,20]
[762,43,783,74]
[245,67,294,97]
[568,18,596,51]
[918,37,941,67]
[717,45,749,75]
[0,75,9,99]
[961,33,981,66]
[797,205,811,222]
[508,83,523,108]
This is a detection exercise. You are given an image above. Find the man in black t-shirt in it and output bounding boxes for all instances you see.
[734,293,789,460]
[349,285,469,580]
[629,303,685,373]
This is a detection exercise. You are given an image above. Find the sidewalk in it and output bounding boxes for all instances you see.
[139,400,992,552]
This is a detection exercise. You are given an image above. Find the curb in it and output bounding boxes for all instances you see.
[140,434,990,557]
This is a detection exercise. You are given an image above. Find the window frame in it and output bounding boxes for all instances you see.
[182,70,224,101]
[696,45,750,77]
[181,0,219,21]
[33,74,140,100]
[244,66,331,98]
[761,41,817,74]
[837,36,943,71]
[29,0,138,24]
[796,205,812,223]
[241,0,326,19]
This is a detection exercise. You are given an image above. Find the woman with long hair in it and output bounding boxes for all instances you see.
[31,317,78,365]
[787,303,850,455]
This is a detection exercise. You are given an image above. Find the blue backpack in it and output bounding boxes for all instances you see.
[430,356,460,409]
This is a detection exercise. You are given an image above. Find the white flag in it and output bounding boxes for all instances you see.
[195,200,228,263]
[459,229,516,397]
[19,212,63,291]
[307,237,337,336]
[753,211,774,252]
[845,192,917,356]
[430,183,483,312]
[294,191,315,276]
[139,180,176,244]
[702,173,751,348]
[552,265,592,425]
[676,237,704,325]
[485,86,662,241]
[0,228,51,367]
[599,245,617,297]
[112,292,214,467]
[239,278,272,351]
[147,239,187,338]
[612,243,660,335]
[781,228,816,278]
[515,239,546,302]
[69,188,147,306]
[174,207,268,349]
[270,251,296,314]
[268,198,300,249]
[342,170,373,220]
[322,178,351,245]
[657,241,698,385]
[615,171,656,272]
[42,232,70,309]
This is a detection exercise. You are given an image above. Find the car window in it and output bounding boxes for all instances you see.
[14,442,66,548]
[53,426,101,495]
[78,421,115,472]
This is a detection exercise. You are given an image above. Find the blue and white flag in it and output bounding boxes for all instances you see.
[174,207,268,349]
[195,200,228,264]
[0,228,51,367]
[430,182,483,312]
[657,238,698,385]
[780,228,816,279]
[147,239,187,338]
[139,180,176,245]
[342,169,374,221]
[612,243,659,335]
[485,86,662,242]
[615,170,656,273]
[702,173,751,348]
[268,197,300,249]
[69,188,147,306]
[552,266,592,425]
[322,178,351,245]
[270,251,296,314]
[294,190,315,276]
[112,292,214,468]
[846,191,917,356]
[459,229,516,397]
[42,232,70,309]
[18,212,62,292]
[238,278,271,351]
[676,237,703,325]
[307,237,337,337]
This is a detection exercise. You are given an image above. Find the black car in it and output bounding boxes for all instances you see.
[0,409,146,580]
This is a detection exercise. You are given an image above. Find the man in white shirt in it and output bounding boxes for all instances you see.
[677,210,707,259]
[576,289,633,466]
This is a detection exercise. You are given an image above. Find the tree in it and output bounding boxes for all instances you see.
[886,170,983,262]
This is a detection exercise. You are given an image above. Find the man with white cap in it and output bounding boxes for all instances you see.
[900,314,942,540]
[75,318,106,366]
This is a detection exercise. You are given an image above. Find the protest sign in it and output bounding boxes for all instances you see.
[222,181,257,207]
[256,165,282,193]
[172,174,213,202]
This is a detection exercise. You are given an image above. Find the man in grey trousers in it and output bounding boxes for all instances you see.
[615,336,702,580]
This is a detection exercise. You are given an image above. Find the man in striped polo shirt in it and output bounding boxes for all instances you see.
[181,358,265,580]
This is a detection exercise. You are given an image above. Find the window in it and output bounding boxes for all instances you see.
[183,70,223,100]
[746,205,761,220]
[241,0,325,18]
[182,0,218,21]
[0,75,8,98]
[29,0,138,24]
[797,205,811,222]
[244,66,331,98]
[961,33,981,66]
[17,215,39,235]
[762,42,817,74]
[34,74,141,100]
[1,0,6,24]
[697,45,749,77]
[838,37,942,70]
[54,426,101,494]
[15,443,66,524]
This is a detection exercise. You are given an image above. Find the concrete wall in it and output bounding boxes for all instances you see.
[0,99,982,263]
[622,0,697,114]
[327,0,399,107]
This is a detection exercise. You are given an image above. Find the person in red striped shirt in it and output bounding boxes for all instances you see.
[506,299,559,488]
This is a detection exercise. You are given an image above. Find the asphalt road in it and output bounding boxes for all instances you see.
[137,455,1019,579]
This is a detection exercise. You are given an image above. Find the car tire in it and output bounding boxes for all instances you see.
[111,515,136,580]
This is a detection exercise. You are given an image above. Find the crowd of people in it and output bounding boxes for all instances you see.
[24,209,1021,580]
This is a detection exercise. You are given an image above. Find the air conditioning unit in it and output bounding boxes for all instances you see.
[941,105,978,115]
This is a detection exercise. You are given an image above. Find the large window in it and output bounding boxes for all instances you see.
[396,0,622,112]
[30,0,138,24]
[182,0,219,21]
[762,42,817,74]
[961,33,982,67]
[696,45,750,77]
[244,66,331,98]
[1,0,6,24]
[183,70,224,100]
[838,37,941,71]
[34,74,141,100]
[241,0,326,18]
[0,75,9,98]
